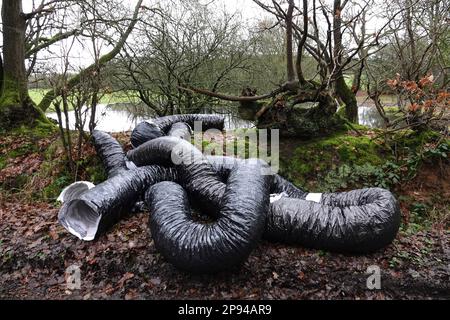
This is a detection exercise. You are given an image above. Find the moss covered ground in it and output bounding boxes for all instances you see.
[0,123,107,201]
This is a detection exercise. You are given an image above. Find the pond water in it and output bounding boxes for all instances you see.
[46,103,254,132]
[46,103,395,132]
[358,106,396,128]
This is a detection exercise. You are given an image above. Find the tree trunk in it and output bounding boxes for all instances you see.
[285,1,295,82]
[335,74,358,123]
[0,54,3,94]
[0,0,48,129]
[332,0,358,123]
[238,85,343,138]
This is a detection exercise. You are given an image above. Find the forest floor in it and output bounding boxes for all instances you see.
[0,127,449,300]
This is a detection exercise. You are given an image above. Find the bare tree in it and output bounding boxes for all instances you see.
[37,0,145,112]
[49,3,109,176]
[112,1,255,116]
[365,0,450,130]
[0,0,52,128]
[179,0,398,127]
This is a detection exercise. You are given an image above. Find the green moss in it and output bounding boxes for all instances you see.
[336,106,346,117]
[42,175,72,200]
[9,121,56,138]
[322,135,382,165]
[384,106,400,114]
[335,76,358,122]
[0,76,53,130]
[393,130,441,150]
[0,157,7,170]
[281,132,385,189]
[84,159,107,184]
[0,73,21,104]
[8,143,36,158]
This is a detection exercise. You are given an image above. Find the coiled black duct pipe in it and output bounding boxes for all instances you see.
[266,189,401,253]
[61,125,400,255]
[153,114,225,133]
[58,166,178,241]
[167,122,192,140]
[130,121,164,149]
[206,156,307,198]
[130,114,224,147]
[204,157,401,253]
[91,130,129,178]
[145,161,271,273]
[128,135,400,253]
[127,136,226,217]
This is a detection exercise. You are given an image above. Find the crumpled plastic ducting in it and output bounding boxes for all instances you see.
[58,166,178,241]
[57,181,95,203]
[127,136,226,217]
[152,114,225,133]
[130,114,224,147]
[206,156,307,198]
[57,131,129,205]
[130,121,164,149]
[190,155,400,253]
[167,122,192,140]
[145,161,271,273]
[266,189,401,253]
[91,130,129,178]
[58,118,401,265]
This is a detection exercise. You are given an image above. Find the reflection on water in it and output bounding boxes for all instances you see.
[358,106,387,128]
[46,104,146,132]
[200,106,255,130]
[358,106,400,128]
[46,102,398,132]
[46,103,255,133]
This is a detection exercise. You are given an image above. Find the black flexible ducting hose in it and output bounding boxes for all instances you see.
[130,121,164,149]
[60,124,401,256]
[167,122,192,140]
[131,114,224,147]
[153,114,225,133]
[266,189,401,253]
[58,166,178,241]
[127,136,226,217]
[91,130,129,178]
[128,135,400,253]
[145,161,272,273]
[204,157,401,253]
[206,156,307,198]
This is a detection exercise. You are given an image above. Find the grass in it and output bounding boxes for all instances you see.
[29,89,49,106]
[29,88,139,112]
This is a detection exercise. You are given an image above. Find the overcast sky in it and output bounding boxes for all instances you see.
[18,0,262,18]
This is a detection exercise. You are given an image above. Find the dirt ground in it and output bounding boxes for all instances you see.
[0,196,448,300]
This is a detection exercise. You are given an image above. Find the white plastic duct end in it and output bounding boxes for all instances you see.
[57,181,95,203]
[58,199,101,241]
